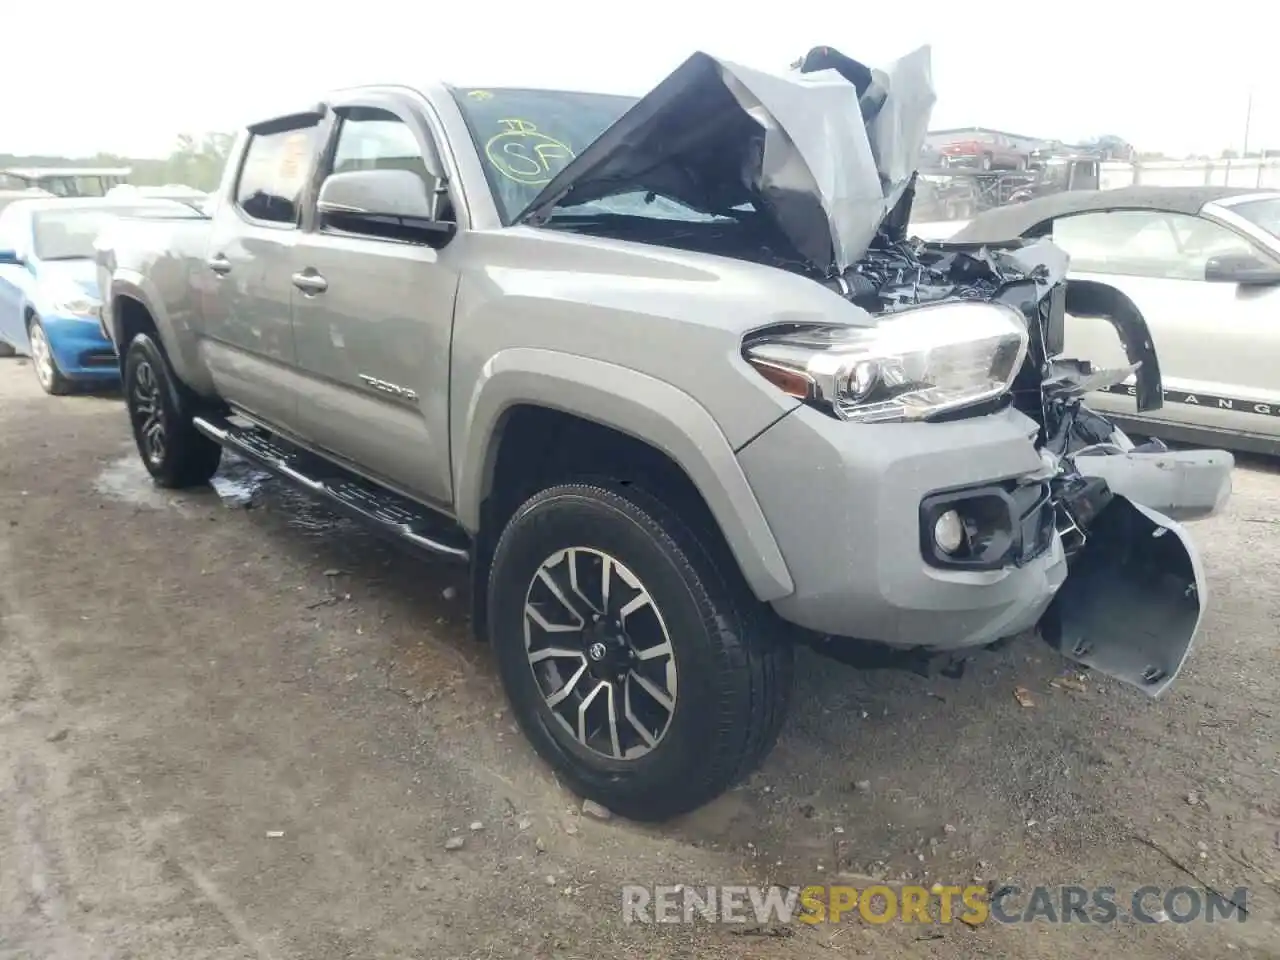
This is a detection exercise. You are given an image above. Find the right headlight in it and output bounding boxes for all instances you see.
[743,301,1029,423]
[54,296,102,319]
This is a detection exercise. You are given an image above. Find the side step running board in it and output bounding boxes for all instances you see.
[193,416,470,562]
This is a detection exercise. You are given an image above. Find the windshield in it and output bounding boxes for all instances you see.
[1229,197,1280,241]
[451,86,735,225]
[32,204,196,260]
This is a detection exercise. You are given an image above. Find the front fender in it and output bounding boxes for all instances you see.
[107,268,207,390]
[453,347,795,602]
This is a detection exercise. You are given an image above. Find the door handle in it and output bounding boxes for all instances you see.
[206,254,232,275]
[291,271,328,295]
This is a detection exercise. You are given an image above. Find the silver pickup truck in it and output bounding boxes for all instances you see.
[94,45,1233,820]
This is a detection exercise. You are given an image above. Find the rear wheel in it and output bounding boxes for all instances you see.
[124,333,221,488]
[487,481,792,821]
[27,317,72,395]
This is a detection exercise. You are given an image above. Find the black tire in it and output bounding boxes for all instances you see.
[487,481,792,821]
[123,333,221,488]
[27,316,73,395]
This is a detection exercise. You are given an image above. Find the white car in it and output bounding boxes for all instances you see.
[950,186,1280,455]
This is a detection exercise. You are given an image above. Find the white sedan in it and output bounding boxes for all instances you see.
[949,186,1280,455]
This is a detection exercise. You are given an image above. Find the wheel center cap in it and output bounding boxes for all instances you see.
[583,619,628,680]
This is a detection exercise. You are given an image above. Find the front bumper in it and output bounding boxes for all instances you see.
[739,404,1069,649]
[738,404,1220,695]
[42,314,119,380]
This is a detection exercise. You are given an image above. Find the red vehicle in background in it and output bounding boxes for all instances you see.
[940,132,1028,171]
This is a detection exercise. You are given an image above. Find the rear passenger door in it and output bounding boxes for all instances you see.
[288,97,460,509]
[198,113,324,432]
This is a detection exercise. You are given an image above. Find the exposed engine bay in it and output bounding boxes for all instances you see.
[515,42,1234,695]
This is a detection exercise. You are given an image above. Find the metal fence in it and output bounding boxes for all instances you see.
[1100,159,1280,190]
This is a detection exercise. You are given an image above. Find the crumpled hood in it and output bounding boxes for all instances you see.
[515,45,936,275]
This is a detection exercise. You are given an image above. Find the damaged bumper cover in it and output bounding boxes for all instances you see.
[1042,497,1207,698]
[742,404,1223,699]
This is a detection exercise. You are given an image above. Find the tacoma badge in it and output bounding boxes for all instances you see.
[358,374,418,401]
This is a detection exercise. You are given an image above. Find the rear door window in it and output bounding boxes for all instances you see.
[235,125,321,226]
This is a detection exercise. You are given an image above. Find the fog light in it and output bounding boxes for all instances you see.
[933,509,965,554]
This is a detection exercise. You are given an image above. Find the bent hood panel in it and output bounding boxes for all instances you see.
[515,46,936,275]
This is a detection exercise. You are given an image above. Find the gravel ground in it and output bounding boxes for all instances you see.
[1,358,1277,960]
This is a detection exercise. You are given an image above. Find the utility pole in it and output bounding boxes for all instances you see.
[1243,89,1254,156]
[1242,89,1256,186]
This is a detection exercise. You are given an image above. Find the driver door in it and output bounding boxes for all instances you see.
[1050,208,1280,442]
[287,98,460,509]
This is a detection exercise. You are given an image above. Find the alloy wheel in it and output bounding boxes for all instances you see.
[28,323,55,391]
[523,547,677,760]
[130,359,167,466]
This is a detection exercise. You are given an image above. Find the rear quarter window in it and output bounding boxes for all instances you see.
[235,126,320,225]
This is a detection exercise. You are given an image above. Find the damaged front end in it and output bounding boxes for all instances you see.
[746,211,1231,697]
[794,46,1233,695]
[514,43,1230,696]
[747,199,1233,696]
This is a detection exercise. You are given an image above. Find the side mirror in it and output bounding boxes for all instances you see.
[0,248,22,266]
[1204,252,1280,286]
[316,169,455,248]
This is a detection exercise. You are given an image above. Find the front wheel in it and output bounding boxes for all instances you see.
[487,482,793,821]
[27,317,72,395]
[124,334,221,488]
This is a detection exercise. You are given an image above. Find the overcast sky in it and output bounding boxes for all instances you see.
[4,1,1273,159]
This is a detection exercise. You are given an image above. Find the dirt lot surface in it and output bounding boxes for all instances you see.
[1,359,1277,959]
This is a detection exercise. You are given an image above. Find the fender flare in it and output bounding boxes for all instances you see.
[1064,279,1163,413]
[454,348,795,602]
[107,269,199,383]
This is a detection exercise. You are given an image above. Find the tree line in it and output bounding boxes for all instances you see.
[5,130,1277,194]
[1,132,235,192]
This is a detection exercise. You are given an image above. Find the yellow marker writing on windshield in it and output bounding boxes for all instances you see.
[485,119,575,186]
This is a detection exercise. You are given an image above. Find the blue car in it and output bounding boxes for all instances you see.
[0,197,196,394]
